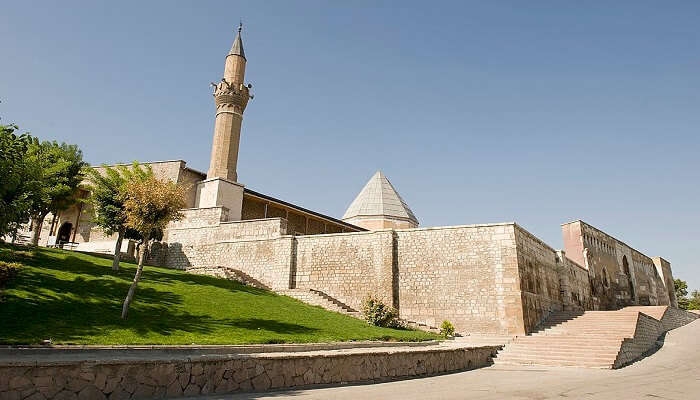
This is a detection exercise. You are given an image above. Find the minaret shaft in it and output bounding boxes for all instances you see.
[207,26,249,182]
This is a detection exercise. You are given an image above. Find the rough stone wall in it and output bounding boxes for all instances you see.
[659,307,699,332]
[295,231,394,310]
[514,226,564,332]
[562,220,672,310]
[653,257,677,308]
[0,346,498,400]
[395,224,523,335]
[614,312,662,368]
[557,251,595,311]
[241,197,266,220]
[177,167,205,209]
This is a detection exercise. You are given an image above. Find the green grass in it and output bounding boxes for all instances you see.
[0,243,437,345]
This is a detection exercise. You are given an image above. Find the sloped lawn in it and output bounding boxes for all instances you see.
[0,244,436,345]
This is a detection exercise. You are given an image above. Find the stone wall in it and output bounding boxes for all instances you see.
[166,237,294,290]
[557,251,595,311]
[163,215,287,270]
[562,220,673,310]
[0,346,498,400]
[514,226,565,333]
[294,231,394,310]
[395,224,523,335]
[614,312,662,368]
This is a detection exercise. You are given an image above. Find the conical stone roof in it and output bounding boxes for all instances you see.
[342,171,418,226]
[229,24,245,59]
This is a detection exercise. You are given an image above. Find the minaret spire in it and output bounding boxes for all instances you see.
[229,22,245,59]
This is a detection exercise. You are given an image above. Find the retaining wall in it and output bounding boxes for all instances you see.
[0,345,498,400]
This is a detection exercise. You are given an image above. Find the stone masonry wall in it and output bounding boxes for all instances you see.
[557,251,595,311]
[173,237,294,290]
[395,224,524,335]
[514,226,565,333]
[0,346,499,400]
[164,214,287,270]
[294,231,394,310]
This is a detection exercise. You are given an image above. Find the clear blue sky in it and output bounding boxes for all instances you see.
[2,1,698,290]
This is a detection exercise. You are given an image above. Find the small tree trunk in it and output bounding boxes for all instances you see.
[112,228,125,271]
[121,236,149,320]
[30,214,46,246]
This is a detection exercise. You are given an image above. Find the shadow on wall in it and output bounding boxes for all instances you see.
[160,242,192,269]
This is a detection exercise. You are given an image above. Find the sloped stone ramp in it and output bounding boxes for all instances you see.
[493,306,699,369]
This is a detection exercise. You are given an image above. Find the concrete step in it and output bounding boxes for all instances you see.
[505,344,622,352]
[499,349,620,358]
[494,358,613,369]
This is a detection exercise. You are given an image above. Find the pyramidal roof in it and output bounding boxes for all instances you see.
[229,24,245,59]
[342,171,418,225]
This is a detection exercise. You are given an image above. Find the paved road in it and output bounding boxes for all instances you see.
[200,320,700,400]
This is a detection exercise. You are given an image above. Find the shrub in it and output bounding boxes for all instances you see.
[361,295,400,328]
[0,261,21,287]
[440,320,455,338]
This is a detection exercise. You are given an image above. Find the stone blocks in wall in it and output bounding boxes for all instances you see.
[0,346,498,400]
[395,224,522,335]
[183,237,295,290]
[295,231,394,311]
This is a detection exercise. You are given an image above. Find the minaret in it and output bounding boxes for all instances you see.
[207,23,251,181]
[196,24,252,220]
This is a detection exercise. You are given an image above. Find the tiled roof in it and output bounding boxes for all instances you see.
[342,171,418,225]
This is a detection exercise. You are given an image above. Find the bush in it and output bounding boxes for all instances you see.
[440,320,455,338]
[361,295,401,328]
[0,261,21,287]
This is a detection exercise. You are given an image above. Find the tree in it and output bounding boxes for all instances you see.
[26,140,87,246]
[84,163,153,271]
[0,124,34,240]
[675,279,690,310]
[689,290,700,311]
[121,175,185,319]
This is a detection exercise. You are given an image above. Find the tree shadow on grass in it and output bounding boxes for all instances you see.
[0,261,318,345]
[228,318,318,335]
[19,248,273,297]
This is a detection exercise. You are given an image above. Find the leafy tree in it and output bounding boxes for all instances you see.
[84,163,153,271]
[675,279,689,310]
[25,141,87,246]
[0,124,34,240]
[121,175,185,319]
[689,290,700,311]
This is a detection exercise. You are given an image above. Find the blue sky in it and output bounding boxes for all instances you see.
[2,1,699,290]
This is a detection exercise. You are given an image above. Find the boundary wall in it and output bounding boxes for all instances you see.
[155,215,679,336]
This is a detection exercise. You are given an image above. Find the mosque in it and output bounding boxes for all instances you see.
[24,26,678,336]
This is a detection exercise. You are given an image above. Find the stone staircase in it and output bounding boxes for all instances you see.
[493,307,697,369]
[277,289,440,334]
[277,289,360,316]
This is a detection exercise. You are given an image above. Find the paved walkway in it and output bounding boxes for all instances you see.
[200,320,700,400]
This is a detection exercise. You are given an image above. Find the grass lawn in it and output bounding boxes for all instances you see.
[0,244,437,345]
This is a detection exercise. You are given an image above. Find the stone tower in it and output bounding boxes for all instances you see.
[207,23,250,181]
[196,24,252,220]
[342,171,419,230]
